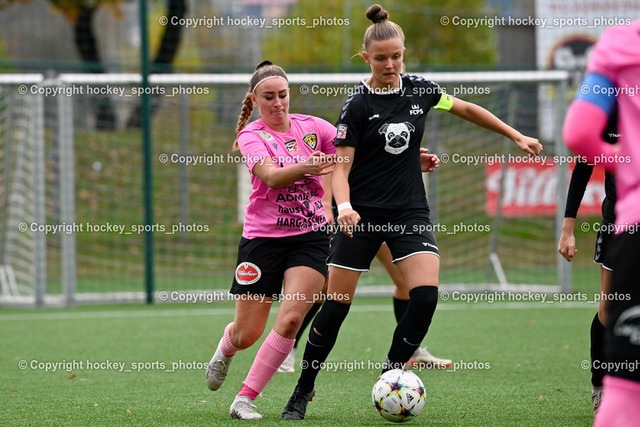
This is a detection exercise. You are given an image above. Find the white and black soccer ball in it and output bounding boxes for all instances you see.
[372,369,426,423]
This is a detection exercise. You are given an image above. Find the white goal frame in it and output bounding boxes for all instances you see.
[0,70,570,307]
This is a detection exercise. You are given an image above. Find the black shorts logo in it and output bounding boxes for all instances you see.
[614,306,640,345]
[235,262,262,285]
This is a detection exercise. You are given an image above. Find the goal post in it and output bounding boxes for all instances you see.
[0,75,46,306]
[0,70,574,307]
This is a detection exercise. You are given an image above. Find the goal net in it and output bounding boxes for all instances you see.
[0,76,45,304]
[0,70,576,306]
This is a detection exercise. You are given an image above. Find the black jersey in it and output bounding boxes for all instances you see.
[564,106,617,223]
[335,74,448,209]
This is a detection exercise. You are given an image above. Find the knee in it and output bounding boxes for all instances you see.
[309,299,351,340]
[409,286,439,309]
[276,312,304,338]
[231,325,263,349]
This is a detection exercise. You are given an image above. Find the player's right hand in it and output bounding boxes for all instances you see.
[337,208,361,238]
[557,232,577,262]
[514,134,543,156]
[305,152,336,176]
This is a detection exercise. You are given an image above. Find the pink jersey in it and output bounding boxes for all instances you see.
[587,20,640,228]
[237,114,337,239]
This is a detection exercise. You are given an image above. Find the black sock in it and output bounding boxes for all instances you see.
[296,299,351,393]
[294,302,323,348]
[384,286,438,372]
[393,297,410,324]
[590,312,606,387]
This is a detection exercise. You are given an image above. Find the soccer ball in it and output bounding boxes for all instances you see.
[372,369,426,423]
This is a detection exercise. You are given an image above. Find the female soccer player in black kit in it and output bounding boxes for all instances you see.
[558,109,617,414]
[282,4,543,420]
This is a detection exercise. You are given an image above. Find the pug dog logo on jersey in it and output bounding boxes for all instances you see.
[379,122,415,155]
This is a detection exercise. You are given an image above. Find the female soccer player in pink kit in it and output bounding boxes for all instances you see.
[563,19,640,426]
[205,60,337,420]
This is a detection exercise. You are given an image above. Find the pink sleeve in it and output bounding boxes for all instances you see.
[315,118,337,155]
[237,132,270,173]
[586,29,617,83]
[563,100,617,171]
[585,23,636,84]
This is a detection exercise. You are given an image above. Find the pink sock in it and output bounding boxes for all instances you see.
[594,376,640,427]
[220,322,240,357]
[238,329,295,399]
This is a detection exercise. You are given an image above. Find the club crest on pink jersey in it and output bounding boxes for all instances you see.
[303,133,318,150]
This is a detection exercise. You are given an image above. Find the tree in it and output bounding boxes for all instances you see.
[1,0,186,130]
[127,0,186,129]
[262,0,497,72]
[72,2,120,129]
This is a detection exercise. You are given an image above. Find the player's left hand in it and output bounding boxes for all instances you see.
[419,147,440,172]
[514,135,543,156]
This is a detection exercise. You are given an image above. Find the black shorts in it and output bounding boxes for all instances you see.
[327,207,439,271]
[229,230,329,300]
[604,230,640,382]
[594,220,615,271]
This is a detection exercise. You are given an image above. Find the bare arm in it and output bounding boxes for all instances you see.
[558,217,578,262]
[332,145,360,237]
[252,152,335,189]
[448,97,543,156]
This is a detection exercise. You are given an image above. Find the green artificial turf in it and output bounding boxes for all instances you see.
[2,297,596,425]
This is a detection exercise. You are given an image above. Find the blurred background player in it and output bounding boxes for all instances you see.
[205,61,336,420]
[563,20,640,426]
[558,108,617,414]
[282,4,542,420]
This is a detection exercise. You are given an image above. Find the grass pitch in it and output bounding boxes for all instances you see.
[2,297,597,426]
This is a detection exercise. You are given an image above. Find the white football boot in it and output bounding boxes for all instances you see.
[409,347,452,369]
[205,339,234,391]
[278,348,296,373]
[230,395,263,420]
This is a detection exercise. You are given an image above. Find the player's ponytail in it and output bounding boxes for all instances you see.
[233,60,289,150]
[234,94,253,150]
[357,4,405,57]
